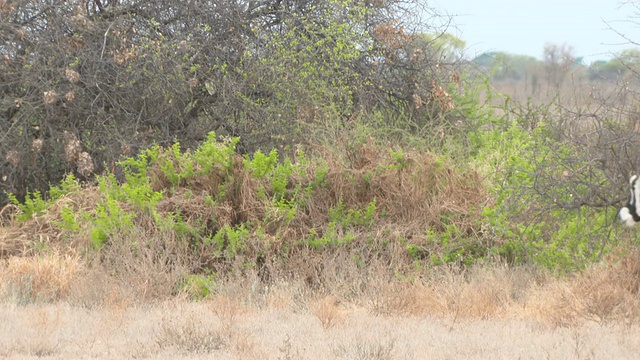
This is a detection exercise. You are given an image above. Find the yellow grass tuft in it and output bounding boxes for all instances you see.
[0,252,82,303]
[312,295,345,330]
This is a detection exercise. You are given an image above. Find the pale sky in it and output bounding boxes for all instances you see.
[433,0,639,63]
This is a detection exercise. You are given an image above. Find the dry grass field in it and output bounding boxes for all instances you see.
[2,251,640,359]
[2,300,640,359]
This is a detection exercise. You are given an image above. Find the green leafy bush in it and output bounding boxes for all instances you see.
[87,195,135,249]
[328,199,377,230]
[8,191,49,222]
[206,224,250,261]
[471,109,619,271]
[8,174,80,222]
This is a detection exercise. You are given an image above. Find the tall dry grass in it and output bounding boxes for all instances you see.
[2,256,640,358]
[0,252,82,304]
[3,246,639,326]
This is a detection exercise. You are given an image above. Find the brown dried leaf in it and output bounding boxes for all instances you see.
[43,91,58,105]
[77,152,94,177]
[65,68,80,84]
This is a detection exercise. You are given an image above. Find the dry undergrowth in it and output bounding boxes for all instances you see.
[0,252,83,303]
[0,139,639,332]
[1,249,640,327]
[1,250,640,358]
[312,295,345,330]
[0,139,490,294]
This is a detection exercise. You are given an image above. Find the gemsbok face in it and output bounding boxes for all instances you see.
[619,175,640,227]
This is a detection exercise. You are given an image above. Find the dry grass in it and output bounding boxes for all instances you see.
[1,284,640,359]
[308,140,489,231]
[1,243,640,358]
[3,243,639,324]
[155,309,227,354]
[312,295,345,330]
[3,209,640,357]
[522,251,640,327]
[0,252,83,304]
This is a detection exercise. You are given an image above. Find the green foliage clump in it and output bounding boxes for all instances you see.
[56,206,81,233]
[206,224,250,261]
[329,199,377,230]
[181,273,217,300]
[193,133,240,174]
[8,174,80,222]
[470,111,618,272]
[244,149,278,179]
[8,191,49,223]
[116,151,165,212]
[304,223,356,249]
[244,148,295,200]
[82,175,142,248]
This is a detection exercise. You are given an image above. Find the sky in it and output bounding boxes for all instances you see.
[432,0,639,64]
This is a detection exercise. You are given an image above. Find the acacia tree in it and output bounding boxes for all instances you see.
[542,42,575,92]
[0,0,457,206]
[497,20,640,243]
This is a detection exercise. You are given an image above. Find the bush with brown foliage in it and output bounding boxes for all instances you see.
[0,130,490,295]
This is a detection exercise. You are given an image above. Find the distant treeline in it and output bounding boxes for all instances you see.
[474,45,640,82]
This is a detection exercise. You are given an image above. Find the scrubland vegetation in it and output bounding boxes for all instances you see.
[3,0,640,358]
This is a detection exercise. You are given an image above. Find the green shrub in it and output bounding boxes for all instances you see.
[8,174,80,222]
[206,224,250,261]
[471,108,620,271]
[304,222,356,249]
[8,190,49,222]
[56,206,81,233]
[193,132,239,174]
[328,199,377,230]
[182,273,217,300]
[87,195,135,249]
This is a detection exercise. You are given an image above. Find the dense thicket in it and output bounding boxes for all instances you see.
[0,0,458,206]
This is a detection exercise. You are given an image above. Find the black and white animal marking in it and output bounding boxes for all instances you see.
[619,175,640,227]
